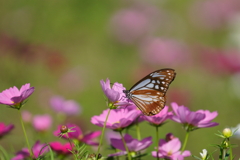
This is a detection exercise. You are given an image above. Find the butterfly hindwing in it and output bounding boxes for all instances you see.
[130,90,166,116]
[125,68,176,116]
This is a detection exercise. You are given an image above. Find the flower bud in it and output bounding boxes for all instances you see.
[223,128,232,138]
[60,125,68,133]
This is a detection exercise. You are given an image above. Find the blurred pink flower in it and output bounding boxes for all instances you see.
[21,110,32,123]
[109,134,152,157]
[0,122,14,138]
[53,124,101,146]
[11,141,49,160]
[143,106,173,126]
[91,109,140,130]
[170,102,218,131]
[201,48,240,75]
[0,83,34,109]
[152,137,191,160]
[140,38,190,67]
[110,4,160,44]
[190,0,240,29]
[32,114,52,132]
[50,96,81,115]
[100,79,129,106]
[49,141,72,155]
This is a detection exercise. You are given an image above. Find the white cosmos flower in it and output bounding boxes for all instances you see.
[200,149,207,160]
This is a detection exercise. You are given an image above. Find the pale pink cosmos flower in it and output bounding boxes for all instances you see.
[109,134,152,157]
[190,0,240,29]
[11,141,49,160]
[0,122,14,138]
[143,106,173,126]
[50,96,81,115]
[21,110,32,123]
[53,124,101,146]
[49,141,72,155]
[110,3,161,44]
[32,114,52,132]
[100,79,130,106]
[170,102,218,131]
[0,83,34,108]
[140,38,190,67]
[152,137,191,160]
[91,108,140,130]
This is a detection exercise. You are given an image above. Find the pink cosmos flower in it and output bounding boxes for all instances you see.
[50,96,81,115]
[0,83,34,108]
[11,141,49,160]
[170,102,218,131]
[152,137,191,160]
[53,124,101,146]
[0,122,14,138]
[109,134,152,157]
[201,48,240,75]
[100,79,129,106]
[140,38,190,67]
[49,141,72,155]
[143,106,173,126]
[32,114,52,132]
[91,108,140,130]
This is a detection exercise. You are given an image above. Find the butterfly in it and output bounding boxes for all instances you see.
[123,68,176,116]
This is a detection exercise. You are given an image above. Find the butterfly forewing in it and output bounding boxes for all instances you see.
[125,68,176,116]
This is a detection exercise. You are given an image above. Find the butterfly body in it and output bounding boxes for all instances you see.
[123,68,176,116]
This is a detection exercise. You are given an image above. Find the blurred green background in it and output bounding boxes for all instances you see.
[1,0,240,159]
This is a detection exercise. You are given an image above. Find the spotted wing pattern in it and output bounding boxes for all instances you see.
[124,68,176,116]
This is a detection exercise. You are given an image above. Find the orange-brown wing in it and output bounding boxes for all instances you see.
[130,90,166,116]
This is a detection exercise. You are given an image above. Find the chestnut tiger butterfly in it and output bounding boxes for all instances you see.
[123,68,176,116]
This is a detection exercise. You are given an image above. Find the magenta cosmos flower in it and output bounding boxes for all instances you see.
[11,141,49,160]
[171,102,218,131]
[0,83,34,109]
[100,79,130,107]
[50,96,81,115]
[91,108,140,130]
[0,122,14,139]
[152,137,191,160]
[54,124,101,146]
[143,106,173,126]
[32,114,52,132]
[49,141,72,155]
[109,134,152,157]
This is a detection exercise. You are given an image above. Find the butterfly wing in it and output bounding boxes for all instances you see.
[127,68,176,116]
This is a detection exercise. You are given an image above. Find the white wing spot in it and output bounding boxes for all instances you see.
[146,83,154,88]
[152,80,156,83]
[162,81,165,84]
[155,85,159,89]
[157,80,160,84]
[161,87,164,91]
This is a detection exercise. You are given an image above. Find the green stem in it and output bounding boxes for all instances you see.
[119,131,132,160]
[96,109,112,159]
[136,121,141,140]
[156,126,159,160]
[227,138,233,160]
[19,111,33,157]
[181,131,190,153]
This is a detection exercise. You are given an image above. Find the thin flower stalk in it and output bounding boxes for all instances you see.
[119,131,131,160]
[96,108,112,159]
[181,131,190,153]
[135,122,141,140]
[19,111,33,157]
